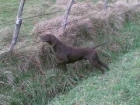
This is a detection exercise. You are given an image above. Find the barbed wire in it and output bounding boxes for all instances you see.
[0,10,66,26]
[0,1,98,26]
[1,0,138,26]
[23,10,65,20]
[0,3,19,7]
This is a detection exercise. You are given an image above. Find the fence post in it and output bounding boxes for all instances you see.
[9,0,26,51]
[62,0,74,34]
[104,0,108,15]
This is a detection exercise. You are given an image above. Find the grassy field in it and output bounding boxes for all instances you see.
[48,20,140,105]
[0,0,140,105]
[48,48,140,105]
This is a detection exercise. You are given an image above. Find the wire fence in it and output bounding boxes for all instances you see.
[0,1,96,26]
[0,2,88,26]
[0,10,66,26]
[0,1,122,23]
[1,10,101,51]
[0,1,103,49]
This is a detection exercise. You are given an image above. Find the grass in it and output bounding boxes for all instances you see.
[0,0,140,105]
[48,48,140,105]
[0,20,140,105]
[47,19,140,105]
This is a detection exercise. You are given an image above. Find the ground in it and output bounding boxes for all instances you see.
[0,0,140,105]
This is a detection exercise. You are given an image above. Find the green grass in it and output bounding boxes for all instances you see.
[46,20,140,105]
[48,48,140,105]
[0,21,140,105]
[0,0,140,105]
[48,21,140,105]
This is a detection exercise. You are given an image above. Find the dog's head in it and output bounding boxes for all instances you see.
[40,34,57,45]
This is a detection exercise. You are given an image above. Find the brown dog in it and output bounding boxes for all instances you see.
[40,34,109,74]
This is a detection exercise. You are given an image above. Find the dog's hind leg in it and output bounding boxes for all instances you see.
[56,63,67,71]
[89,60,105,74]
[56,54,68,71]
[98,60,109,70]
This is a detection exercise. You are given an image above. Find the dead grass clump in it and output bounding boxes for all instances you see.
[32,15,89,38]
[62,19,95,46]
[32,17,63,36]
[109,43,122,53]
[123,5,140,22]
[0,42,56,75]
[94,1,105,11]
[16,44,57,74]
[106,13,125,32]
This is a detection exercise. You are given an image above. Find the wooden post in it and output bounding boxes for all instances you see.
[62,0,74,34]
[9,0,26,51]
[104,0,108,15]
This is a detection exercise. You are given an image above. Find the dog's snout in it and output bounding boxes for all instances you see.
[40,36,46,42]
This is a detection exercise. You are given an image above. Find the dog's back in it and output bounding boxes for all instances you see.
[40,34,109,73]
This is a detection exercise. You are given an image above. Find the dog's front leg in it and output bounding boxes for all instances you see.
[55,53,68,71]
[56,60,67,70]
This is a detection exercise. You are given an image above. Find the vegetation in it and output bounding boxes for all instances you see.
[0,0,140,105]
[48,45,140,105]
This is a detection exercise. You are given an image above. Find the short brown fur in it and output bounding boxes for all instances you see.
[40,34,109,74]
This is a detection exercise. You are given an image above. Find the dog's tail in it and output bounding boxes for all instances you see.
[94,42,107,49]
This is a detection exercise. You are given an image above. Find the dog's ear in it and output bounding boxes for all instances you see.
[40,36,45,42]
[51,35,57,46]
